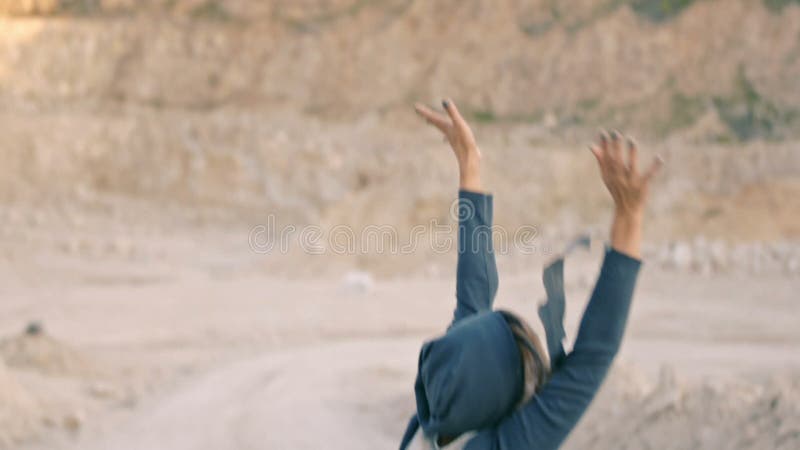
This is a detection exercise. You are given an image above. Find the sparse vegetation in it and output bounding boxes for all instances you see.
[276,0,412,32]
[630,0,697,22]
[663,92,706,133]
[59,0,100,15]
[712,66,784,141]
[464,108,544,125]
[653,66,798,141]
[281,0,371,29]
[519,0,630,36]
[519,0,795,36]
[577,98,601,112]
[472,110,497,124]
[763,0,800,12]
[7,0,105,16]
[565,0,629,33]
[519,0,700,36]
[190,0,232,21]
[519,20,557,37]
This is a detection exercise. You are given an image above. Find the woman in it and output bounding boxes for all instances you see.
[400,99,662,450]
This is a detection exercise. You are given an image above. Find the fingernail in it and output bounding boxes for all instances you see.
[610,130,620,140]
[442,100,449,109]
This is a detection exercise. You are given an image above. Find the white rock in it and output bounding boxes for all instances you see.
[424,264,441,278]
[341,270,374,295]
[88,382,119,400]
[787,257,800,275]
[669,242,692,271]
[542,112,558,129]
[643,365,683,417]
[709,240,729,272]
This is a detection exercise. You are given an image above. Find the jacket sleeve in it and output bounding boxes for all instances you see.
[451,189,499,326]
[464,249,642,450]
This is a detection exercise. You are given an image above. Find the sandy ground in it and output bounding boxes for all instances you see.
[1,2,799,448]
[1,233,798,450]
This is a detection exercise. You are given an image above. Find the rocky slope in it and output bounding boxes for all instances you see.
[0,0,798,262]
[2,0,800,131]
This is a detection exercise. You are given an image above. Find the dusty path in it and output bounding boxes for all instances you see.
[63,339,417,450]
[3,255,799,450]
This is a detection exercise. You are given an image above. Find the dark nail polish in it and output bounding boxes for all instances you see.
[442,100,449,109]
[611,130,620,140]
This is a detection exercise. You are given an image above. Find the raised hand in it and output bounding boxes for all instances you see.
[414,99,483,192]
[589,130,663,258]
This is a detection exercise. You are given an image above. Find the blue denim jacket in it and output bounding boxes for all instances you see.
[401,191,641,450]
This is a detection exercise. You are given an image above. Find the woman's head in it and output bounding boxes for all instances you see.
[413,310,551,439]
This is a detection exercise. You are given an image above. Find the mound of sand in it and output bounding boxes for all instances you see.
[567,364,800,449]
[0,358,40,448]
[0,331,96,378]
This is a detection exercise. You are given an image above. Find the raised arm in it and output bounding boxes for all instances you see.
[465,131,662,450]
[414,100,498,324]
[414,99,483,193]
[593,130,662,259]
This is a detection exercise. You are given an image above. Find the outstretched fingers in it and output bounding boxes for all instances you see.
[590,130,610,165]
[609,130,624,162]
[599,130,610,153]
[442,99,469,133]
[592,131,660,183]
[589,144,603,163]
[414,103,451,134]
[627,137,639,174]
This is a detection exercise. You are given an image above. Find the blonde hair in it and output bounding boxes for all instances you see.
[499,310,551,406]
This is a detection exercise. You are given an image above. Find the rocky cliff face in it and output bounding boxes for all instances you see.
[0,0,798,242]
[2,0,799,134]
